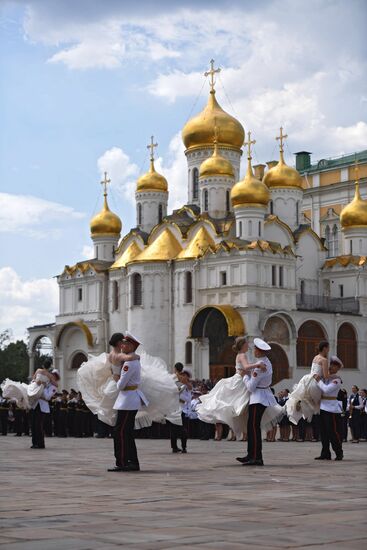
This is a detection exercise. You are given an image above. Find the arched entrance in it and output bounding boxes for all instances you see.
[70,352,87,370]
[268,344,290,385]
[296,320,327,368]
[31,335,53,373]
[337,323,357,369]
[189,305,245,380]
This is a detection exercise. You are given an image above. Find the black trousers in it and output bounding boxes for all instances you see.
[319,409,343,458]
[0,410,8,435]
[247,403,266,461]
[349,413,360,440]
[170,412,188,450]
[31,405,46,448]
[113,410,138,468]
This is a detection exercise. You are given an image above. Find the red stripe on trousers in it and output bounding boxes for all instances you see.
[253,405,257,460]
[119,411,129,467]
[332,414,341,445]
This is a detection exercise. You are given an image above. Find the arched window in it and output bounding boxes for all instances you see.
[204,189,208,212]
[300,279,305,301]
[258,221,261,236]
[132,273,142,306]
[248,220,252,234]
[158,204,163,223]
[325,225,331,257]
[137,203,142,226]
[337,323,357,369]
[193,168,199,199]
[270,200,274,215]
[185,341,193,364]
[239,221,242,237]
[112,280,119,311]
[296,201,299,226]
[296,321,327,367]
[185,271,193,304]
[71,352,87,370]
[226,189,230,213]
[331,224,339,256]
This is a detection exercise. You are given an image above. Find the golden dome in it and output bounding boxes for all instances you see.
[90,195,122,238]
[137,159,168,193]
[263,153,303,189]
[340,182,367,229]
[231,159,270,208]
[132,228,182,263]
[177,226,216,260]
[182,90,244,152]
[199,141,235,179]
[110,240,143,270]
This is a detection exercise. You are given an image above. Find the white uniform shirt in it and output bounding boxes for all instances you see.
[317,378,342,413]
[243,356,277,406]
[31,383,57,413]
[179,385,192,412]
[113,359,148,411]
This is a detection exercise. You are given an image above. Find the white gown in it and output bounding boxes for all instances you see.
[1,379,30,409]
[197,364,283,439]
[285,362,323,424]
[77,349,181,429]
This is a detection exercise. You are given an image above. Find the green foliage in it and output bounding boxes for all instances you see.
[0,331,29,383]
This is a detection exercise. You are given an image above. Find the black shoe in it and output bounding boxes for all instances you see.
[236,456,249,464]
[334,455,343,461]
[126,463,140,471]
[172,448,181,453]
[181,449,187,454]
[107,466,124,472]
[30,445,45,449]
[314,456,331,460]
[243,459,264,466]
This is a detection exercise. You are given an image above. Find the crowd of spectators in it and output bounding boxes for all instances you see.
[0,379,366,444]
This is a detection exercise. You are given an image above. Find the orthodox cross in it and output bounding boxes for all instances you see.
[147,135,158,161]
[244,131,256,159]
[354,158,360,182]
[100,172,111,196]
[276,126,288,153]
[204,59,221,92]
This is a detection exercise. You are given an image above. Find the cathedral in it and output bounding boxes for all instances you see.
[28,62,367,391]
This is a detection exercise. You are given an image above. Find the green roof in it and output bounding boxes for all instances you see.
[301,149,367,174]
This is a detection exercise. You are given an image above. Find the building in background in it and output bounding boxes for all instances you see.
[28,62,367,391]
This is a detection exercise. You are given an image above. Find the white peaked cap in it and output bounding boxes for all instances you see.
[51,369,60,376]
[123,331,142,346]
[253,338,271,351]
[182,368,192,377]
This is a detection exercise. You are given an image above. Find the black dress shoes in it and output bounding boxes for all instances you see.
[181,449,187,454]
[30,445,45,449]
[236,456,249,464]
[108,466,124,472]
[108,464,140,472]
[172,448,181,453]
[334,455,343,461]
[314,456,331,460]
[242,459,264,466]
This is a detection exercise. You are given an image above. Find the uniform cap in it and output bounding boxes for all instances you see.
[253,338,271,351]
[123,331,142,347]
[181,368,192,378]
[51,369,60,379]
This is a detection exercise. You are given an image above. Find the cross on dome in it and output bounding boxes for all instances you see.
[276,126,288,153]
[147,136,158,161]
[100,171,111,196]
[244,131,256,160]
[354,158,360,183]
[204,59,221,92]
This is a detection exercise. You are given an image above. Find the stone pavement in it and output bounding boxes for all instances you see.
[0,436,366,549]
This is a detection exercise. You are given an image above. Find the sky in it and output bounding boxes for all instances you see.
[0,0,366,341]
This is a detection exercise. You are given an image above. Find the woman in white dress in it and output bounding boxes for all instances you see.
[197,337,281,439]
[1,367,59,409]
[286,340,330,424]
[77,332,180,429]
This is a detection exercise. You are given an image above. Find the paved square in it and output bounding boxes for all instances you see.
[0,436,366,549]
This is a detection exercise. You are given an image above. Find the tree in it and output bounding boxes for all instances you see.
[0,336,29,383]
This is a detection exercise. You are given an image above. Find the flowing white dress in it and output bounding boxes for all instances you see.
[0,372,51,409]
[285,362,323,424]
[197,363,283,439]
[77,348,181,429]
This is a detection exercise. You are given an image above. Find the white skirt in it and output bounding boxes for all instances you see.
[197,374,283,438]
[1,379,30,409]
[285,373,322,424]
[77,349,181,428]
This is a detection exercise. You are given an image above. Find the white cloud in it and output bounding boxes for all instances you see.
[0,267,58,341]
[97,146,139,204]
[0,193,85,238]
[81,245,94,259]
[155,133,187,211]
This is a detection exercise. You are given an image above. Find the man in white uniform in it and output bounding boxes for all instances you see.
[313,356,344,461]
[239,338,276,466]
[108,332,148,472]
[30,369,59,449]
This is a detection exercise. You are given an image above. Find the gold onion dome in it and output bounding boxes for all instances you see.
[199,138,235,178]
[231,132,270,207]
[263,127,303,189]
[90,174,122,237]
[133,228,182,263]
[136,158,168,193]
[340,182,367,229]
[182,90,244,152]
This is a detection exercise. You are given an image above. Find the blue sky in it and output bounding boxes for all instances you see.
[0,0,366,340]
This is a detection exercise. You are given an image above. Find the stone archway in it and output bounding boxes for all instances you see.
[296,320,327,368]
[267,344,290,385]
[189,305,245,380]
[337,323,357,369]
